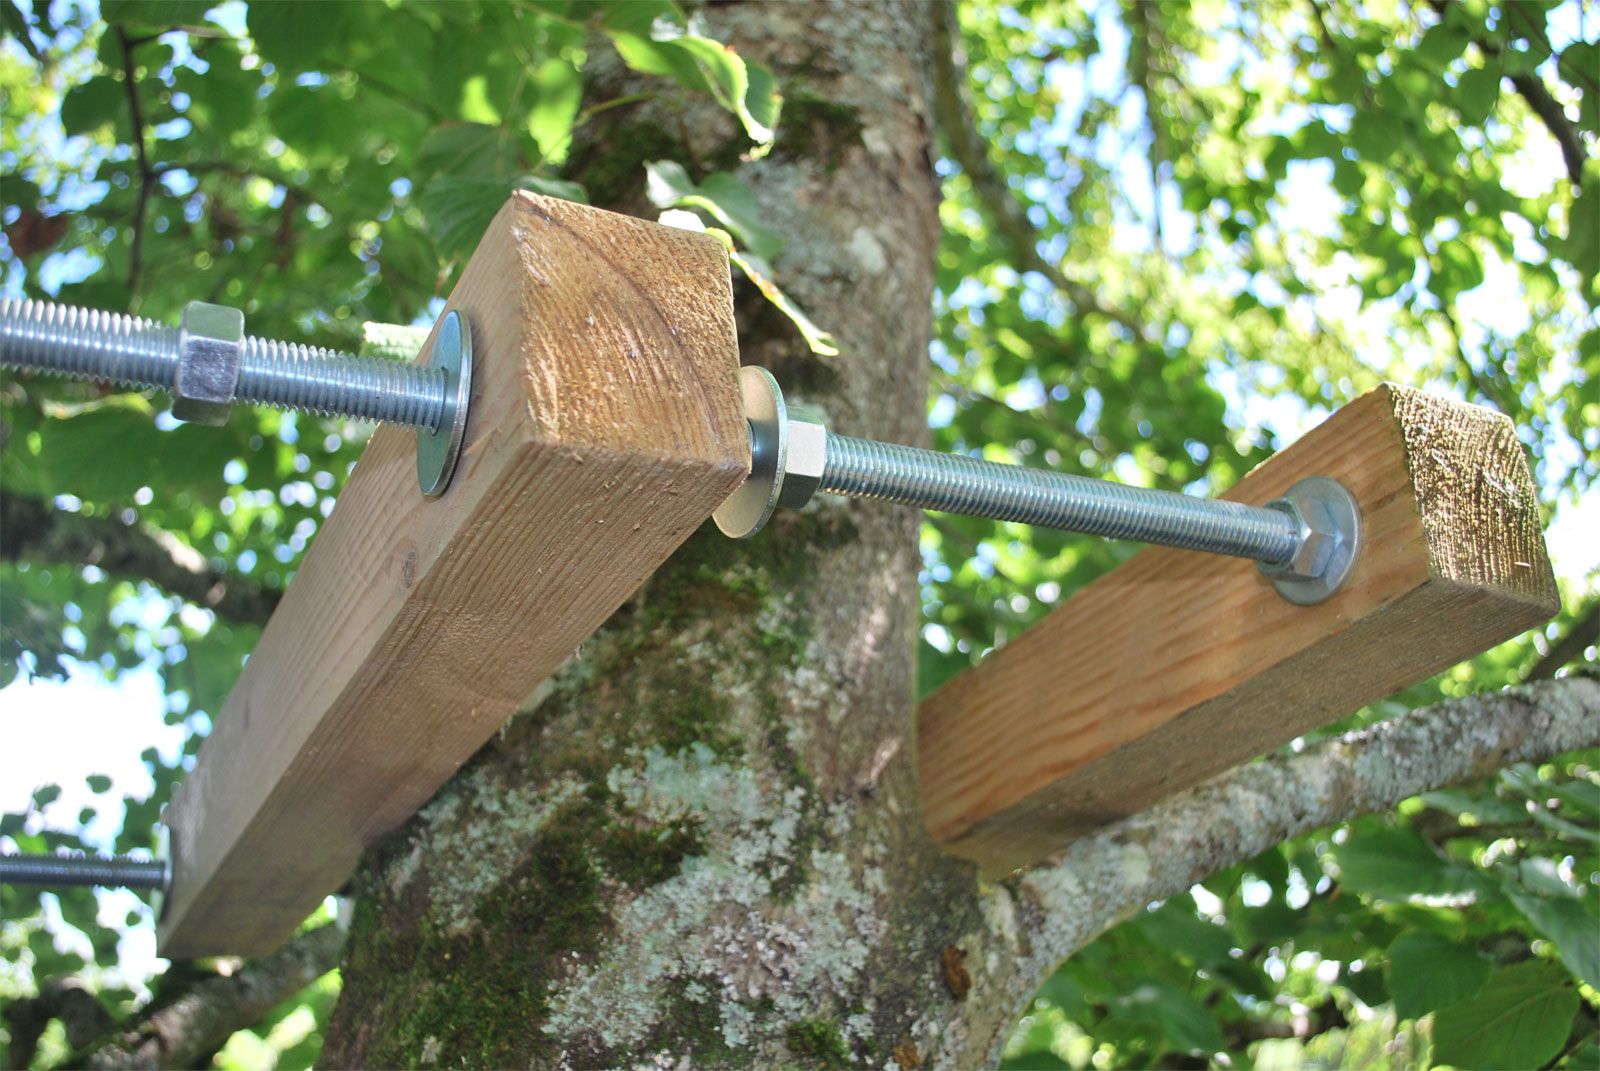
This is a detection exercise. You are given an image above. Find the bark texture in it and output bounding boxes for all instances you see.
[313,3,1599,1067]
[62,674,1597,1069]
[77,923,345,1071]
[323,2,988,1066]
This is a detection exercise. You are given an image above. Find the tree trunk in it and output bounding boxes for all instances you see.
[313,5,1600,1068]
[322,3,1013,1066]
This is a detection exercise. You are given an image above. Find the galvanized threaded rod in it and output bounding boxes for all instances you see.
[714,367,1360,605]
[821,434,1302,565]
[0,851,166,891]
[0,297,447,429]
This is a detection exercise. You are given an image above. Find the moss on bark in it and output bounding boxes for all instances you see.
[322,2,971,1065]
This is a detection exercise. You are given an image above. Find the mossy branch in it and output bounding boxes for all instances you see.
[72,922,345,1071]
[993,675,1600,1039]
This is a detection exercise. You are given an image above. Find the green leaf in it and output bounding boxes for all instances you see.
[415,122,519,183]
[1432,960,1579,1070]
[420,173,586,259]
[1347,110,1406,161]
[644,160,784,259]
[1385,931,1491,1019]
[729,245,840,357]
[1332,825,1491,901]
[1504,885,1600,989]
[85,774,113,793]
[1113,978,1224,1055]
[918,637,970,698]
[31,784,61,808]
[1455,66,1501,124]
[655,199,834,351]
[1563,181,1600,289]
[60,76,124,138]
[1415,22,1471,72]
[101,0,213,27]
[1131,899,1236,965]
[607,15,780,151]
[526,58,583,163]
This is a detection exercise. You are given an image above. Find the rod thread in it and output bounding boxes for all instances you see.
[0,852,166,890]
[238,338,445,428]
[0,298,446,429]
[0,297,178,390]
[821,434,1302,564]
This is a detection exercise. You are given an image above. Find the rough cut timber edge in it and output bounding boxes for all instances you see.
[160,192,749,956]
[917,384,1560,878]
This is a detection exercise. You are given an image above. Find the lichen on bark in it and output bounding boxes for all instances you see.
[321,4,995,1065]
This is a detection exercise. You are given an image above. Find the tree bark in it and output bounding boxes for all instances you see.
[323,2,973,1066]
[315,4,1599,1069]
[78,923,345,1071]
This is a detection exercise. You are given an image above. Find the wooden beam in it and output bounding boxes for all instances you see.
[159,193,748,956]
[919,385,1560,877]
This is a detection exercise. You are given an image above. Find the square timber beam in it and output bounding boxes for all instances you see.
[918,385,1561,877]
[159,192,749,957]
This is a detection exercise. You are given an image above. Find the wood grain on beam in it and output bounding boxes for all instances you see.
[160,192,748,956]
[919,385,1560,878]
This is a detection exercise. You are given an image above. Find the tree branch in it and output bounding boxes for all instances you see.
[4,979,115,1071]
[928,0,1151,341]
[1508,71,1587,189]
[1527,601,1599,681]
[1006,675,1600,1003]
[1424,0,1588,189]
[77,922,345,1071]
[0,492,280,626]
[115,27,155,300]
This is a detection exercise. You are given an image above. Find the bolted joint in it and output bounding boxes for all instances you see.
[776,403,827,510]
[173,301,245,426]
[1258,476,1363,605]
[714,367,827,538]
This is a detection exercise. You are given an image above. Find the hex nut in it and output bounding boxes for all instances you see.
[1259,496,1334,580]
[776,404,827,510]
[1258,476,1362,605]
[173,301,245,426]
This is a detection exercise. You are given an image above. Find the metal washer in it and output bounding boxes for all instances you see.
[416,309,472,497]
[1265,476,1363,605]
[713,367,789,538]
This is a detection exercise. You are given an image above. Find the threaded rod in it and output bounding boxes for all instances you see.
[0,852,166,890]
[821,433,1302,565]
[0,297,446,430]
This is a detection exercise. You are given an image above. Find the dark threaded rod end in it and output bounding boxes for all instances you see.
[0,851,167,891]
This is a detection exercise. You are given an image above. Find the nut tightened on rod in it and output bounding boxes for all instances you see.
[713,367,1362,605]
[0,298,472,496]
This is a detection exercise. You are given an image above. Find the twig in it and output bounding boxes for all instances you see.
[929,0,1152,341]
[1508,71,1587,188]
[1527,602,1599,681]
[115,27,154,301]
[76,922,346,1070]
[1126,0,1169,254]
[0,491,281,626]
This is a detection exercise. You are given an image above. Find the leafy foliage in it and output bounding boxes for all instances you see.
[0,0,1595,1067]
